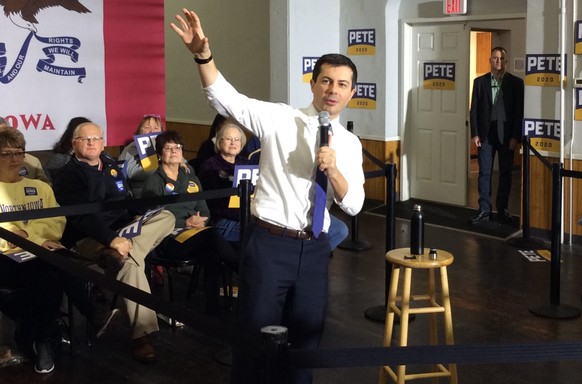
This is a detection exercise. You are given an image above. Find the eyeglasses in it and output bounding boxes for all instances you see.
[220,137,242,143]
[144,114,161,119]
[162,144,183,152]
[0,151,25,159]
[74,136,103,143]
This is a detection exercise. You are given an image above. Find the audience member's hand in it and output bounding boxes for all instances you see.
[186,212,207,229]
[171,9,210,57]
[7,229,28,248]
[42,240,65,250]
[110,236,133,258]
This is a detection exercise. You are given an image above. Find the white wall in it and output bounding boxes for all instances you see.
[163,0,581,161]
[287,0,340,108]
[164,0,270,125]
[276,0,390,141]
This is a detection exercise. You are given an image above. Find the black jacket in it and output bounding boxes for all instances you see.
[53,153,133,248]
[470,72,524,143]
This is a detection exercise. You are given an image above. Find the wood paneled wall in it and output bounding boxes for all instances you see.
[166,121,212,161]
[361,138,400,201]
[524,156,582,234]
[562,159,582,236]
[528,155,555,230]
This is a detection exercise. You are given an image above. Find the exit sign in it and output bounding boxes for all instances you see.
[443,0,467,15]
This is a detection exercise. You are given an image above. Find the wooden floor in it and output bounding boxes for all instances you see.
[2,167,582,383]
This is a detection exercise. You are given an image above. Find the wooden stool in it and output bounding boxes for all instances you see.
[379,248,457,384]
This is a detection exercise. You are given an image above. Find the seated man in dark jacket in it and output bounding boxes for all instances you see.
[52,122,175,363]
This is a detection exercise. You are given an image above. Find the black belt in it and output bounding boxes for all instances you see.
[253,217,313,240]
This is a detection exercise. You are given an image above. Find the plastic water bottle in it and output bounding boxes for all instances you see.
[410,204,424,255]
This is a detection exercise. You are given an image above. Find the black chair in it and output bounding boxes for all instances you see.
[147,248,233,328]
[0,285,81,355]
[189,258,236,313]
[0,285,35,323]
[62,283,94,351]
[50,248,99,349]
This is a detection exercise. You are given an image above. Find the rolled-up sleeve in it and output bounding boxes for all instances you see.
[334,137,365,216]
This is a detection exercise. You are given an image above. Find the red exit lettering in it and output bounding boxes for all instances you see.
[443,0,466,15]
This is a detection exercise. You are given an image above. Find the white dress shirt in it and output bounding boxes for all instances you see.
[204,73,365,232]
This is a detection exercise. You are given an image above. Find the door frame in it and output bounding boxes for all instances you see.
[399,14,527,205]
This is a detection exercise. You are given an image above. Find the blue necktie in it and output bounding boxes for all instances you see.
[312,168,327,238]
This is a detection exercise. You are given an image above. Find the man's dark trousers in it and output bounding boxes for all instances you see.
[231,224,331,384]
[477,124,514,214]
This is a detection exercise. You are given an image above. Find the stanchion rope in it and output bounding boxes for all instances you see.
[3,180,581,371]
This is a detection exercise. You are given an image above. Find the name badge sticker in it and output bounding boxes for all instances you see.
[24,186,38,196]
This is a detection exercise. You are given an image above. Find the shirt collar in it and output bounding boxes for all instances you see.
[491,72,505,83]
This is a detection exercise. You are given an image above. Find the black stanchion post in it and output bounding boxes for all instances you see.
[550,162,562,306]
[261,325,288,384]
[522,136,530,240]
[338,120,372,252]
[508,137,548,248]
[529,162,580,319]
[239,179,251,241]
[337,214,373,251]
[364,163,396,323]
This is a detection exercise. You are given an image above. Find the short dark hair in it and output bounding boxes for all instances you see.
[209,114,227,138]
[155,130,185,157]
[312,54,358,89]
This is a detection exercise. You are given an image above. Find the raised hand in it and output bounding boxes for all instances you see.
[170,8,210,58]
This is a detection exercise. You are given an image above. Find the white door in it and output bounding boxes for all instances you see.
[408,23,469,206]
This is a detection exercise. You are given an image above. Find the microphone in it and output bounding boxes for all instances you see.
[318,111,331,147]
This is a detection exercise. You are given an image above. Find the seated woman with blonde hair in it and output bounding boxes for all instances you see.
[118,114,163,198]
[199,118,250,242]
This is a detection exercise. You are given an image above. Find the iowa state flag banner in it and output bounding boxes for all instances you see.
[0,0,165,150]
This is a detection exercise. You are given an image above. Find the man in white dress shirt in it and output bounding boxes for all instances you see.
[172,9,365,384]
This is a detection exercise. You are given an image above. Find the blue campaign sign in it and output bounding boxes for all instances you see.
[229,165,259,208]
[232,165,259,187]
[134,132,161,172]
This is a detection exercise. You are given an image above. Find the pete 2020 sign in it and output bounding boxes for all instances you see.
[423,62,456,90]
[523,118,560,153]
[525,54,565,87]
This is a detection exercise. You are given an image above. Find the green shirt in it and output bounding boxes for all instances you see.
[491,73,504,104]
[141,165,210,228]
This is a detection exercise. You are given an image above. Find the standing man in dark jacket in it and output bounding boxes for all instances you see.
[469,46,524,224]
[52,122,175,362]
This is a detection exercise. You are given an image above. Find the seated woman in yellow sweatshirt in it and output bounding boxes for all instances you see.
[0,128,65,374]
